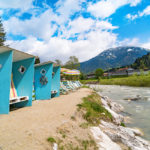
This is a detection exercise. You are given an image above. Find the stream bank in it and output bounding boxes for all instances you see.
[89,84,150,140]
[52,87,150,150]
[91,93,150,150]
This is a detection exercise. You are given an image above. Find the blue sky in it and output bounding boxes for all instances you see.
[0,0,150,62]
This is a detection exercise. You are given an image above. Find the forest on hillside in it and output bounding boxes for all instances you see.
[131,53,150,69]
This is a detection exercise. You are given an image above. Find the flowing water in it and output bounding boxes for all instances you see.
[89,84,150,141]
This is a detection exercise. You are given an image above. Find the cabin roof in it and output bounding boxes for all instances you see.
[53,63,60,67]
[35,61,61,67]
[35,61,53,67]
[0,46,37,62]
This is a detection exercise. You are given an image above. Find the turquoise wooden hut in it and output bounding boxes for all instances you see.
[34,62,60,100]
[51,65,61,98]
[0,46,35,114]
[34,61,53,100]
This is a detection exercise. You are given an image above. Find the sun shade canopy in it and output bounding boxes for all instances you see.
[61,68,80,75]
[0,46,36,62]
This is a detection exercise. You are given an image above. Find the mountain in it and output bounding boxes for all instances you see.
[80,46,150,73]
[131,52,150,69]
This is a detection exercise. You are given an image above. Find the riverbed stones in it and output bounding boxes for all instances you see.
[124,95,142,101]
[91,127,121,150]
[53,143,58,150]
[90,90,150,150]
[101,95,124,112]
[99,121,150,150]
[88,86,150,150]
[100,94,124,125]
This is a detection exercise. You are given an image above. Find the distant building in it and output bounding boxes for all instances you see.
[103,73,109,77]
[87,73,95,79]
[106,67,150,76]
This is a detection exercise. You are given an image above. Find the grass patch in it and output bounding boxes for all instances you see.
[80,79,98,84]
[79,122,89,129]
[82,85,90,88]
[59,129,68,139]
[120,122,125,127]
[47,137,56,143]
[81,74,150,87]
[100,74,150,87]
[47,135,98,150]
[77,92,112,125]
[57,137,98,150]
[71,116,76,121]
[62,134,66,138]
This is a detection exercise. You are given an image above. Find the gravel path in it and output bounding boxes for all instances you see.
[0,88,91,150]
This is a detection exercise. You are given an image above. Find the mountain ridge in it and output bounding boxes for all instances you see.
[80,46,150,73]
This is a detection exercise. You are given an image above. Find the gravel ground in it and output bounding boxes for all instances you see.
[0,88,92,150]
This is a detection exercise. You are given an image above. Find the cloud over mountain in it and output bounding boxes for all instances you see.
[0,0,150,63]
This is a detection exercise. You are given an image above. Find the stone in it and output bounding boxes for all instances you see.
[100,121,150,150]
[88,88,150,150]
[100,96,124,125]
[91,127,121,150]
[53,143,58,150]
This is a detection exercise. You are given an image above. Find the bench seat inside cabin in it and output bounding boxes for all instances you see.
[10,75,29,105]
[51,90,58,94]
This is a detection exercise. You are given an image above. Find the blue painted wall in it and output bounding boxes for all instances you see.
[12,58,35,108]
[0,51,13,114]
[51,66,60,98]
[34,63,53,100]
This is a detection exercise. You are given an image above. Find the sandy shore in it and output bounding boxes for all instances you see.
[0,88,92,150]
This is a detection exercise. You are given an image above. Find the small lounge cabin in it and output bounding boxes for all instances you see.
[34,61,53,100]
[0,46,35,114]
[51,65,61,98]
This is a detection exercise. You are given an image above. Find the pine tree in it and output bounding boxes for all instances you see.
[0,17,6,46]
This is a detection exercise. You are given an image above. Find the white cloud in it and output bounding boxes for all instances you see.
[130,0,141,7]
[61,18,118,39]
[119,38,140,46]
[127,5,150,20]
[6,28,117,63]
[3,9,57,41]
[95,20,118,30]
[0,0,33,11]
[126,13,138,20]
[66,17,94,37]
[88,0,141,18]
[117,38,150,51]
[1,0,144,64]
[55,0,85,24]
[139,5,150,16]
[142,40,150,50]
[128,38,139,46]
[0,9,3,15]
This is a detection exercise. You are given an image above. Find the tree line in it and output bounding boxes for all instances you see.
[55,56,80,70]
[131,53,150,69]
[0,17,6,46]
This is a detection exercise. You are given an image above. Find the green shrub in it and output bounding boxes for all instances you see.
[71,116,76,121]
[120,122,125,127]
[47,137,56,143]
[80,79,97,84]
[82,85,90,88]
[78,92,112,125]
[79,122,89,129]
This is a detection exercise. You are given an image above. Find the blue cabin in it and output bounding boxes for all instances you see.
[51,65,61,98]
[34,62,61,100]
[34,61,53,100]
[0,46,35,114]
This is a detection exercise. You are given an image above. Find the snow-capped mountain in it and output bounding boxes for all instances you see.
[80,46,150,73]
